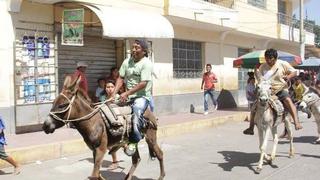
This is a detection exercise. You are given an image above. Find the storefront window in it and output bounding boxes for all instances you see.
[15,35,57,104]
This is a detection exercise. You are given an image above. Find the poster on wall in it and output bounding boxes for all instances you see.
[62,8,84,46]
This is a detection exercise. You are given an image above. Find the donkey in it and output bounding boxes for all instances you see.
[42,75,165,180]
[299,86,320,143]
[254,78,294,173]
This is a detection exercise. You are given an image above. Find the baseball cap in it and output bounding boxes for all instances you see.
[77,61,88,67]
[134,39,148,50]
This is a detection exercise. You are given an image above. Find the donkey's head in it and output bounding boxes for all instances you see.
[256,79,272,105]
[299,85,320,109]
[43,75,82,134]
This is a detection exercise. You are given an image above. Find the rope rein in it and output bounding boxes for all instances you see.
[49,93,113,123]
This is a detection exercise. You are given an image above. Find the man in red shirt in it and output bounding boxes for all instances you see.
[201,64,218,115]
[73,61,89,97]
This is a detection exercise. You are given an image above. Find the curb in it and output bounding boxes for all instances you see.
[0,112,249,168]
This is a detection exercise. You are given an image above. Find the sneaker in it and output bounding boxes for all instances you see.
[243,128,254,135]
[214,105,218,110]
[204,111,208,115]
[124,143,137,156]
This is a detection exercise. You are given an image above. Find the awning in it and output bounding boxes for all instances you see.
[83,4,174,38]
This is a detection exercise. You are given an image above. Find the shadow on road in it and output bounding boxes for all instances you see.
[210,151,278,173]
[0,170,11,175]
[278,136,318,145]
[80,158,154,180]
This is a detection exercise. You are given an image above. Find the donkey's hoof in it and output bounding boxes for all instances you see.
[255,167,262,174]
[88,177,99,180]
[158,174,165,180]
[266,159,273,165]
[99,174,106,180]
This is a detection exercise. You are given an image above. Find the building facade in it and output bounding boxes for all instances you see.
[1,0,315,133]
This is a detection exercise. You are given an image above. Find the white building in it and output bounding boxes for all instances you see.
[0,0,315,133]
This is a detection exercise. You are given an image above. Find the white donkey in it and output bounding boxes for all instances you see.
[299,86,320,143]
[254,78,294,173]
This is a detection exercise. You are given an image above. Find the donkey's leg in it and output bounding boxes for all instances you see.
[125,149,141,180]
[284,116,294,158]
[257,127,270,173]
[270,126,279,161]
[90,145,107,180]
[315,116,320,143]
[146,129,165,180]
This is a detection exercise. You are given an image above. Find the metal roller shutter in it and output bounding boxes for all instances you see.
[58,35,116,95]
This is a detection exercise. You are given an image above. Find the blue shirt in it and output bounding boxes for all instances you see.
[0,117,7,145]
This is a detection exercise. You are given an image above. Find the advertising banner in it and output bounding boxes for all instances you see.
[62,8,84,46]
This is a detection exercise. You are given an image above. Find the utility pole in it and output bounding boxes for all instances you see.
[299,0,305,61]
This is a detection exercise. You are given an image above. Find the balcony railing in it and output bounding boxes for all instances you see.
[278,13,314,33]
[203,0,235,9]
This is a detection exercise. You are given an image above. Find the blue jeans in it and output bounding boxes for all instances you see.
[204,89,217,111]
[149,96,155,112]
[129,97,149,143]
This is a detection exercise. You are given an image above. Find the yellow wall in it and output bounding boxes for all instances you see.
[235,0,278,38]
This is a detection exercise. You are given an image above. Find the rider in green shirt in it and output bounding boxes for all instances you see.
[112,39,152,156]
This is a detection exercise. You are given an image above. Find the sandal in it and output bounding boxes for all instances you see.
[108,162,119,170]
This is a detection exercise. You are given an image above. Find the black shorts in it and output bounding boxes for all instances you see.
[275,90,290,101]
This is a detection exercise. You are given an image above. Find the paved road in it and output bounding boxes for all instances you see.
[1,113,320,180]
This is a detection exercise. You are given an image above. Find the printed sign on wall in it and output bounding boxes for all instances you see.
[62,8,84,46]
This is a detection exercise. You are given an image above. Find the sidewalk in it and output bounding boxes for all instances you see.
[0,108,249,168]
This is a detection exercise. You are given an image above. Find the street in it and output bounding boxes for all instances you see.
[1,113,320,180]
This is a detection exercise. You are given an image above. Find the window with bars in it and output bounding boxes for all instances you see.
[248,0,266,9]
[173,39,203,78]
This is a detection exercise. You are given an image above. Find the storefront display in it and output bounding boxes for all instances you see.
[15,34,56,104]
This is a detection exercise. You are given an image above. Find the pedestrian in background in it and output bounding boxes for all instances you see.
[73,61,90,100]
[95,78,106,102]
[0,116,21,175]
[246,77,256,110]
[201,64,218,115]
[106,67,125,94]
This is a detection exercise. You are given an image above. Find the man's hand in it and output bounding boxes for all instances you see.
[120,92,129,103]
[283,76,289,82]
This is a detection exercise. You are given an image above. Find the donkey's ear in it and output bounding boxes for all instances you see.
[254,69,263,82]
[73,75,82,92]
[69,75,81,93]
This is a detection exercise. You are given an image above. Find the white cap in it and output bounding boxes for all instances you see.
[77,61,88,67]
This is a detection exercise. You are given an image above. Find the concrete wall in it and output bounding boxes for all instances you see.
[168,0,238,29]
[235,0,278,38]
[0,0,16,133]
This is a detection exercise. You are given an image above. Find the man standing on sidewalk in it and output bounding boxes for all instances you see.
[201,64,218,115]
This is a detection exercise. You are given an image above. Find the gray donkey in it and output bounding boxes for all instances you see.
[299,85,320,144]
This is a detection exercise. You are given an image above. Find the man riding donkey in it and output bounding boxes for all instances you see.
[243,48,303,136]
[112,39,153,156]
